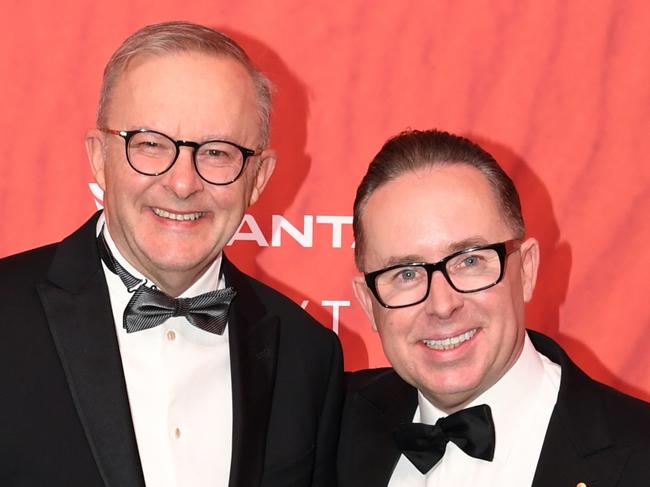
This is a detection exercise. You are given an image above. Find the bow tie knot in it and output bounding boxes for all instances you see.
[97,230,236,335]
[174,297,191,317]
[393,404,496,474]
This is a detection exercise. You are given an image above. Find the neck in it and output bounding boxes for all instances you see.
[424,392,478,415]
[421,333,527,414]
[146,271,205,297]
[135,256,219,297]
[100,223,219,297]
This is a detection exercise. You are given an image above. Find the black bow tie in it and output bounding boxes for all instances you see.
[97,230,236,335]
[393,404,496,474]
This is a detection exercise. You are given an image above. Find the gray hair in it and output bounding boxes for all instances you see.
[96,21,273,146]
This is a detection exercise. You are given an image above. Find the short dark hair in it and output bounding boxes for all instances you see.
[97,21,273,146]
[353,129,525,269]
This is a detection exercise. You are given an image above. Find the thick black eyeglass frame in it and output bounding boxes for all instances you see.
[364,239,522,309]
[100,128,261,185]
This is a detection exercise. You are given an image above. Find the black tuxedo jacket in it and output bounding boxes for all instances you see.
[0,213,343,487]
[338,330,650,486]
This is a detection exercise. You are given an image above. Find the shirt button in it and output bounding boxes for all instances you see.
[166,330,176,341]
[174,427,181,439]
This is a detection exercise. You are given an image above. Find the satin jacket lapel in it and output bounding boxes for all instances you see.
[343,370,418,486]
[37,214,145,487]
[223,256,280,487]
[530,331,629,487]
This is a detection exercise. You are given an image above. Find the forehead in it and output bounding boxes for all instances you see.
[361,164,513,266]
[106,51,259,140]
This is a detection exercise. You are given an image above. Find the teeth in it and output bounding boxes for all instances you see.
[152,208,204,221]
[423,329,477,350]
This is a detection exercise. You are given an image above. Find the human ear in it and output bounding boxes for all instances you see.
[248,148,277,206]
[85,129,107,190]
[519,237,540,303]
[352,275,379,332]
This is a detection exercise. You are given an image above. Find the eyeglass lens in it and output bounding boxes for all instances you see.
[127,131,245,183]
[374,247,502,307]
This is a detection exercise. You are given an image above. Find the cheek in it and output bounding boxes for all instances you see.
[206,181,250,212]
[509,282,527,323]
[495,279,526,331]
[476,289,524,357]
[374,308,419,345]
[103,157,136,196]
[105,174,144,210]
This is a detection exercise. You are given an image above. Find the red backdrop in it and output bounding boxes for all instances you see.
[2,1,649,400]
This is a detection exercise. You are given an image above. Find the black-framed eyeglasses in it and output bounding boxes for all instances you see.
[364,239,522,309]
[100,128,262,185]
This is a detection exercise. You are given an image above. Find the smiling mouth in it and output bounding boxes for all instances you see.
[152,208,205,221]
[422,329,478,351]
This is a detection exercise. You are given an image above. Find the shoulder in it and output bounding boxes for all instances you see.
[345,367,399,392]
[223,256,340,347]
[529,330,650,445]
[0,212,101,292]
[344,367,416,409]
[241,272,314,320]
[600,381,650,416]
[0,244,58,289]
[340,368,417,449]
[0,243,58,269]
[572,372,650,473]
[590,378,650,446]
[0,244,61,342]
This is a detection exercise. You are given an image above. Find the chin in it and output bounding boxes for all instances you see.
[143,240,216,264]
[152,256,208,273]
[420,370,485,399]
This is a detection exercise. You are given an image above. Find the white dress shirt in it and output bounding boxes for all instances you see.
[388,333,561,487]
[97,215,233,487]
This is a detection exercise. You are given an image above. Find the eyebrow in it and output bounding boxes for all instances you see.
[199,133,238,142]
[379,236,492,268]
[124,127,238,144]
[381,255,427,267]
[446,237,491,253]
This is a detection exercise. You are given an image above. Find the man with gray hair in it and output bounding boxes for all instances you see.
[338,129,650,486]
[0,21,342,487]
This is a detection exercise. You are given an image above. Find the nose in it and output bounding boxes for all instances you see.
[162,147,204,199]
[422,270,464,318]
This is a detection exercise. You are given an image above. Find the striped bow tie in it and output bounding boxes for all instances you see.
[97,231,236,335]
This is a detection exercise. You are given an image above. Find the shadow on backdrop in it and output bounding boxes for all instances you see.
[475,137,649,401]
[218,27,369,368]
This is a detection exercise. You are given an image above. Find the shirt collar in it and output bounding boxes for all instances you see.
[417,333,549,463]
[96,212,224,296]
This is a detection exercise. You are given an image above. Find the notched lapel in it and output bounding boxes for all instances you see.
[341,370,417,487]
[224,257,280,487]
[533,409,629,487]
[530,331,630,487]
[38,214,145,487]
